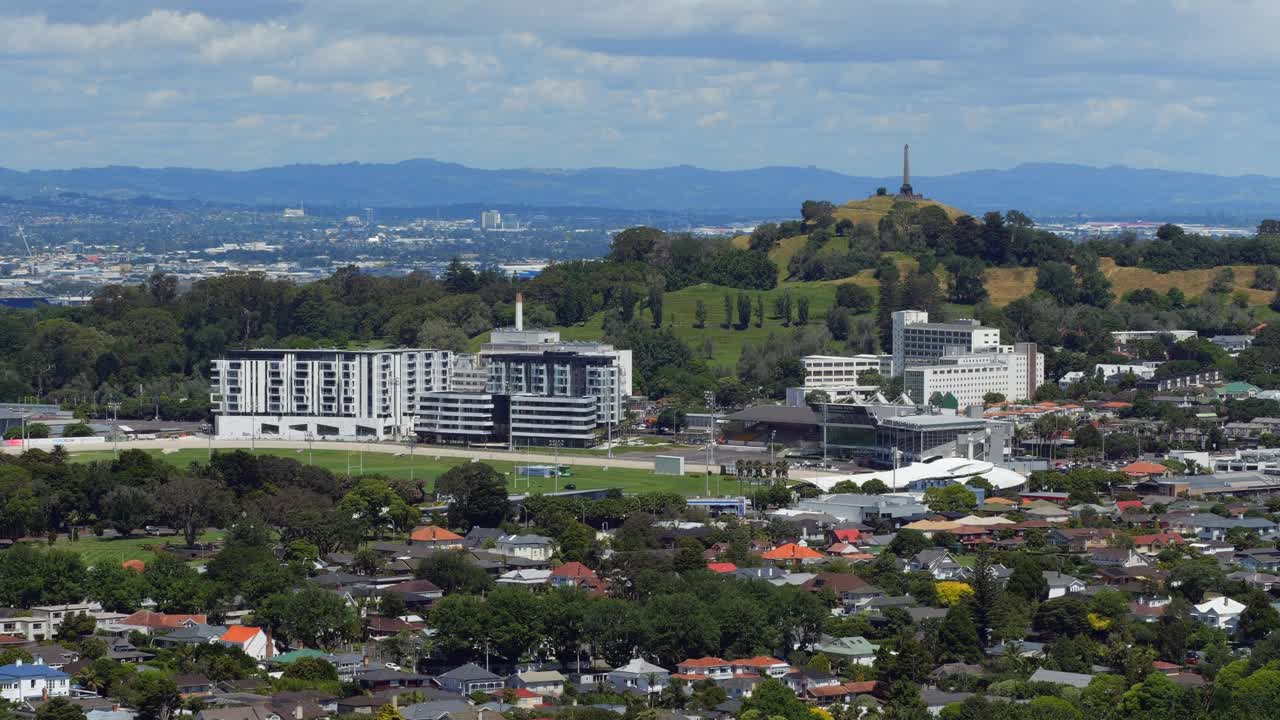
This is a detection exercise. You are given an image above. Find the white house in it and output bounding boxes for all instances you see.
[0,659,71,702]
[512,670,566,697]
[1192,596,1246,632]
[1043,571,1086,599]
[219,626,273,662]
[494,535,554,561]
[608,658,669,694]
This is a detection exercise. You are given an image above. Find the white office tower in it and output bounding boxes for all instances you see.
[903,342,1044,409]
[891,310,1000,376]
[481,209,503,230]
[210,349,451,440]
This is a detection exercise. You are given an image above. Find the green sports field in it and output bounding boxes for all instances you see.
[69,448,728,497]
[43,530,226,566]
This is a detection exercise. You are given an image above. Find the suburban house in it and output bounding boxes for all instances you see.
[608,658,670,694]
[0,616,51,642]
[803,573,883,612]
[435,663,504,695]
[0,659,70,702]
[906,550,969,580]
[1029,668,1094,689]
[1235,547,1280,572]
[549,562,601,590]
[1089,548,1150,568]
[1192,596,1246,632]
[812,636,879,666]
[29,603,102,636]
[495,569,552,588]
[1043,571,1086,599]
[511,670,566,697]
[494,535,554,561]
[115,611,207,635]
[731,656,792,678]
[219,626,273,662]
[379,579,445,609]
[408,526,465,549]
[151,624,227,649]
[1131,533,1184,554]
[676,657,734,681]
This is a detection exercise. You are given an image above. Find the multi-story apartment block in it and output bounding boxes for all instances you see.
[210,349,451,440]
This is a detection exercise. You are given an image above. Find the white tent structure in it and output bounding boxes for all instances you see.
[798,457,1026,493]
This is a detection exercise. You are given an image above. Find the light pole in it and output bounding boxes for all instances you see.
[892,448,902,491]
[306,432,314,466]
[550,440,563,491]
[769,430,776,467]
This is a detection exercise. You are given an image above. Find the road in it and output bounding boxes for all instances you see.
[4,436,844,480]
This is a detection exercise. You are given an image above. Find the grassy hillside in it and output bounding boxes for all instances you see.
[984,258,1273,306]
[832,194,968,225]
[733,195,966,284]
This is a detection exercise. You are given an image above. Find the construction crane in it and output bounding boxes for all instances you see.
[15,225,33,258]
[15,226,36,276]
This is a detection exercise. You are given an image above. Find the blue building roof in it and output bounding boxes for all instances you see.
[0,661,69,679]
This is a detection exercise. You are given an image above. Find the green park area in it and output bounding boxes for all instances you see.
[69,447,727,497]
[40,530,225,566]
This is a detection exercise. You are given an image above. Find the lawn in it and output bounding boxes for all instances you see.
[45,530,225,566]
[69,448,721,497]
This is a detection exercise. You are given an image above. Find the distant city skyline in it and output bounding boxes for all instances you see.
[1,2,1277,176]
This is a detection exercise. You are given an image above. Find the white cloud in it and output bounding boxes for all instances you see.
[696,110,730,128]
[143,89,181,109]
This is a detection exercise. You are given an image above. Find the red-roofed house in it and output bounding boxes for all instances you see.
[1122,461,1172,479]
[409,526,464,548]
[1116,500,1145,513]
[677,657,733,680]
[831,528,861,543]
[500,688,544,709]
[1132,533,1185,554]
[119,611,207,633]
[220,625,272,661]
[731,657,791,678]
[706,562,738,574]
[549,562,600,590]
[761,543,823,568]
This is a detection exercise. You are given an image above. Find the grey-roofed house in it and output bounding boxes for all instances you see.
[1029,668,1094,688]
[354,668,431,692]
[511,670,566,697]
[494,534,554,562]
[435,663,504,695]
[152,623,227,648]
[1044,571,1086,599]
[608,658,670,694]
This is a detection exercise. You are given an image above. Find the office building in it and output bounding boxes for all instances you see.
[800,354,892,401]
[903,343,1044,409]
[481,210,503,230]
[210,348,451,440]
[891,311,1000,375]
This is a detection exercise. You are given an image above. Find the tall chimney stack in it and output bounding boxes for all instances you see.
[515,293,524,331]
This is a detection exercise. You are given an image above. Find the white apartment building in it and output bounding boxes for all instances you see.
[903,343,1044,409]
[891,310,1001,375]
[450,353,489,393]
[210,348,452,440]
[415,392,498,443]
[1058,363,1157,389]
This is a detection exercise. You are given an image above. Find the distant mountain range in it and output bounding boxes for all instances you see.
[3,159,1279,219]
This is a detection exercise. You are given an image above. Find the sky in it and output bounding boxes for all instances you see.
[1,1,1276,176]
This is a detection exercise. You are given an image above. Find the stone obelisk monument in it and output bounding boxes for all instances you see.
[898,144,916,198]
